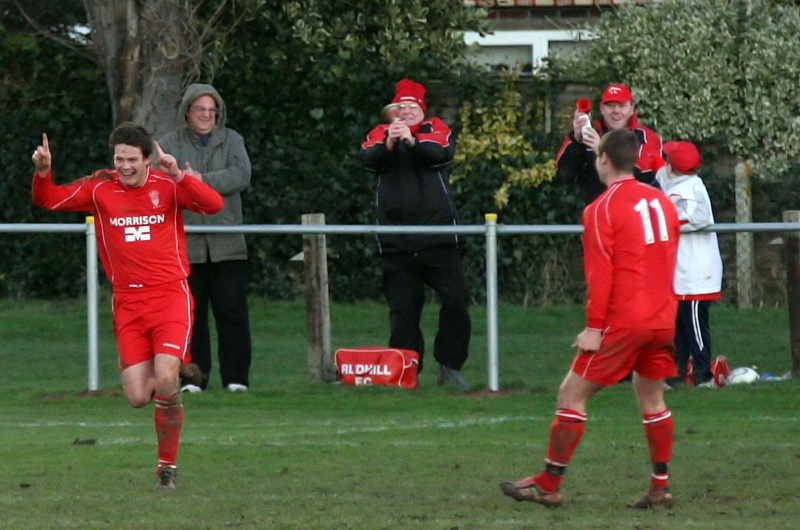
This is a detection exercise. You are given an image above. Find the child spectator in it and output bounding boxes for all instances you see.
[657,141,723,387]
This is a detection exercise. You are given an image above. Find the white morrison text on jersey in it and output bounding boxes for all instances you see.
[109,215,166,227]
[109,215,166,242]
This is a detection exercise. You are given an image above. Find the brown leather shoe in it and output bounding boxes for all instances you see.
[155,465,177,490]
[627,487,674,509]
[500,477,562,508]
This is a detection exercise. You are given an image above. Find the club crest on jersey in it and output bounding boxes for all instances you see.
[149,190,160,208]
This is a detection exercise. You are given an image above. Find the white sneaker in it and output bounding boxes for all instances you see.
[226,383,248,393]
[697,380,717,389]
[180,384,203,393]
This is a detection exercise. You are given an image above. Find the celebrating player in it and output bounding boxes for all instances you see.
[500,129,681,509]
[31,123,224,489]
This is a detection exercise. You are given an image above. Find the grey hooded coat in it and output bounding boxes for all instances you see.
[158,83,252,264]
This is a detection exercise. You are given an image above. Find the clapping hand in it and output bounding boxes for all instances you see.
[387,119,415,148]
[183,162,203,181]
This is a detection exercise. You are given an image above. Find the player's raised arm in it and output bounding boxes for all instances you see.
[153,141,183,181]
[32,133,51,177]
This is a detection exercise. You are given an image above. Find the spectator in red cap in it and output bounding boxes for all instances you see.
[656,141,723,388]
[556,84,663,205]
[359,78,471,390]
[501,128,681,510]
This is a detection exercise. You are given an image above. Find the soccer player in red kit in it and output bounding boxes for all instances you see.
[501,128,681,509]
[31,123,224,489]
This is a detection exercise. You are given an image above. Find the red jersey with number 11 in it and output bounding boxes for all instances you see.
[582,177,680,331]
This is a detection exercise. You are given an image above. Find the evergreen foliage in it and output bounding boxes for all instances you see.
[549,0,800,179]
[0,17,111,298]
[3,0,798,306]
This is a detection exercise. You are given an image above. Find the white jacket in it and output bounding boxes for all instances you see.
[657,167,723,298]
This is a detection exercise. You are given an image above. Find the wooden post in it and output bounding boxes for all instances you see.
[782,210,800,378]
[302,213,336,382]
[734,161,753,308]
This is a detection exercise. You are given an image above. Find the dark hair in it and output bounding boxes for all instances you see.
[597,128,638,173]
[108,122,153,158]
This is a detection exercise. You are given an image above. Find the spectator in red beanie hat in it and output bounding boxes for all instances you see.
[392,78,427,113]
[359,78,471,391]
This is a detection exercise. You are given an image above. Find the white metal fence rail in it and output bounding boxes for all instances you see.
[3,219,800,392]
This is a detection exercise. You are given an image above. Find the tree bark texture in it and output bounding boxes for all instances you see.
[82,0,200,137]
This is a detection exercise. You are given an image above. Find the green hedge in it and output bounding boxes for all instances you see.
[4,27,796,306]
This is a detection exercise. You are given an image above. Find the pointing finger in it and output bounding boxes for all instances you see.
[42,133,49,151]
[153,141,165,157]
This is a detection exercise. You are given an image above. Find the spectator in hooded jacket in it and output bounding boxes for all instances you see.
[656,141,723,387]
[158,83,253,393]
[359,78,471,390]
[556,84,664,206]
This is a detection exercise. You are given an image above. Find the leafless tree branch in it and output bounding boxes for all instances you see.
[192,0,255,59]
[13,0,100,65]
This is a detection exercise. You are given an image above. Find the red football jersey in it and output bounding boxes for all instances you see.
[32,168,223,290]
[582,177,680,331]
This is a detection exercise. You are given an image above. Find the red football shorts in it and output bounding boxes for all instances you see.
[570,326,677,386]
[113,281,194,372]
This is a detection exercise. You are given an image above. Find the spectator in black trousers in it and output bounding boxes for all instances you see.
[158,83,253,393]
[359,78,471,390]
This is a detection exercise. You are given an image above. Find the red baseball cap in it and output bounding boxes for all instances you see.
[663,141,701,174]
[601,84,634,104]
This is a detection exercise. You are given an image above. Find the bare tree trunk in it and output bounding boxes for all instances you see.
[734,161,754,308]
[82,0,200,137]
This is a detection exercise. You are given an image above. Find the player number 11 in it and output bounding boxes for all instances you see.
[634,198,669,244]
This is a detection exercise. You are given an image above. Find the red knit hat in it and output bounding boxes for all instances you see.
[663,141,701,174]
[392,78,427,113]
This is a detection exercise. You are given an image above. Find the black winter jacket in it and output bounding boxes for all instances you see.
[360,117,461,254]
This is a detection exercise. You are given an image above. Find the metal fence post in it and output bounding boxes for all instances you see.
[86,217,99,391]
[485,214,499,391]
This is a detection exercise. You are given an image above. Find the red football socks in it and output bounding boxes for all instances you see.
[536,408,587,492]
[154,393,184,468]
[642,409,673,489]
